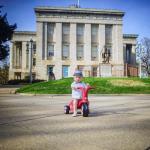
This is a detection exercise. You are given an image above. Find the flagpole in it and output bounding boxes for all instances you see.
[78,0,80,7]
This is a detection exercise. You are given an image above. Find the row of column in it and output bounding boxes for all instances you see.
[10,43,22,69]
[42,23,108,62]
[43,23,108,79]
[10,42,30,70]
[36,22,123,79]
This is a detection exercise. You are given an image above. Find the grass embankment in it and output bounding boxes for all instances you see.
[17,77,150,94]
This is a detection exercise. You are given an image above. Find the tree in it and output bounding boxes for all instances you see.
[0,64,9,84]
[0,6,17,61]
[136,37,150,76]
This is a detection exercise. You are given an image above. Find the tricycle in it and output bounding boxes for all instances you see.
[64,85,94,117]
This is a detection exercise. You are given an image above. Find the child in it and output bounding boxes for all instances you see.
[71,70,86,117]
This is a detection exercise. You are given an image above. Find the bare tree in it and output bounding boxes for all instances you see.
[136,37,150,76]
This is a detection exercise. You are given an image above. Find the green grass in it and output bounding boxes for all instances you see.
[16,77,150,94]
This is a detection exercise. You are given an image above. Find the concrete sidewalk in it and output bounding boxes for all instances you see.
[0,85,23,94]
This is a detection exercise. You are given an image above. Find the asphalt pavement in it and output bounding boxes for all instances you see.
[0,94,150,150]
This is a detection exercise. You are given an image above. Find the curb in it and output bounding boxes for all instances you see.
[18,93,71,96]
[17,93,150,97]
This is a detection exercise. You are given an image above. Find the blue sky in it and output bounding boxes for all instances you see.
[1,0,150,39]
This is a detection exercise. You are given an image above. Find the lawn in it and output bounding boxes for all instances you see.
[16,77,150,94]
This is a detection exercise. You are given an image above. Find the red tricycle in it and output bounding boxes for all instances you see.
[64,85,94,117]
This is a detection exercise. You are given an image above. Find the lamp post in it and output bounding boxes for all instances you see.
[139,58,142,78]
[29,39,33,83]
[26,39,33,83]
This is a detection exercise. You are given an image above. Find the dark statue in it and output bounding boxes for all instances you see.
[102,46,111,63]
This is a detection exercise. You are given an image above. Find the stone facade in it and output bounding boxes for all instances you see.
[9,31,36,80]
[9,6,138,80]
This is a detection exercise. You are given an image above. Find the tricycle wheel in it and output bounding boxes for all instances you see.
[82,103,89,117]
[64,105,70,114]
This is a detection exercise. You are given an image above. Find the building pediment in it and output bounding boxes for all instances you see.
[35,6,124,22]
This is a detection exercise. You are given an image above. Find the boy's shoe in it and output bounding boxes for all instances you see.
[72,113,77,117]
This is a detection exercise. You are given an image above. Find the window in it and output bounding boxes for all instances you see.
[77,24,84,35]
[47,23,55,59]
[33,42,36,54]
[62,45,69,59]
[92,66,98,77]
[126,44,132,64]
[47,23,54,36]
[47,44,54,57]
[77,45,84,60]
[77,65,84,72]
[32,73,36,80]
[14,72,21,80]
[62,24,70,58]
[91,24,98,44]
[105,25,112,45]
[62,23,70,44]
[48,65,53,74]
[91,45,98,60]
[77,24,84,44]
[62,66,69,78]
[47,65,55,80]
[105,25,112,57]
[47,23,55,42]
[105,45,112,58]
[91,25,98,36]
[33,58,36,66]
[62,23,70,35]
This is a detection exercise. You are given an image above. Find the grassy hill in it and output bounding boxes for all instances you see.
[16,77,150,94]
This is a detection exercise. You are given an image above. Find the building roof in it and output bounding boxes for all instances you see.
[123,34,138,38]
[34,6,125,16]
[14,31,36,35]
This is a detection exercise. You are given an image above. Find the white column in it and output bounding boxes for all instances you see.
[9,42,14,80]
[112,25,117,64]
[16,45,18,67]
[44,22,47,60]
[9,42,13,69]
[54,23,62,79]
[22,42,27,70]
[123,44,126,64]
[36,22,47,80]
[19,47,22,68]
[113,25,123,64]
[14,44,16,68]
[84,24,91,62]
[70,23,77,76]
[98,24,105,76]
[117,25,123,64]
[99,24,105,61]
[112,25,124,77]
[84,24,91,76]
[36,22,43,61]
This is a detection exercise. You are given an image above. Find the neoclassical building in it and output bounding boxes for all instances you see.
[9,6,138,80]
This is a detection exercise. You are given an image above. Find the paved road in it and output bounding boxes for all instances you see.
[0,94,150,150]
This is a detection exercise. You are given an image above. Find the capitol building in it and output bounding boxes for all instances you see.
[9,6,138,80]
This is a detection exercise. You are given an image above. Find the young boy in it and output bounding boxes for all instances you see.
[71,70,86,117]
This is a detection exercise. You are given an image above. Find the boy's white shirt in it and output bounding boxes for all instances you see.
[71,81,86,99]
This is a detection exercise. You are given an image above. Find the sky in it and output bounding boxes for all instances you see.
[0,0,150,39]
